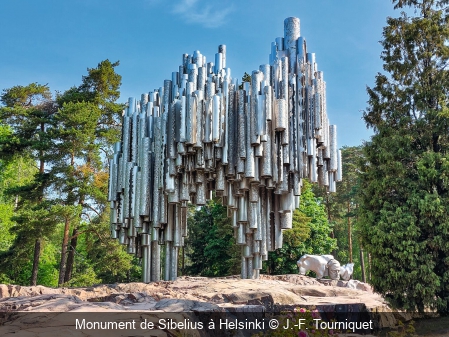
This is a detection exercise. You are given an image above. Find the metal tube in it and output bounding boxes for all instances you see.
[248,201,258,230]
[238,195,248,223]
[216,163,225,191]
[194,91,204,148]
[222,80,229,164]
[251,71,263,145]
[329,125,337,171]
[284,17,300,72]
[337,149,342,181]
[241,254,247,279]
[214,53,223,74]
[204,97,212,143]
[274,194,283,249]
[218,45,226,68]
[276,99,287,131]
[212,94,221,143]
[249,183,259,203]
[165,242,172,280]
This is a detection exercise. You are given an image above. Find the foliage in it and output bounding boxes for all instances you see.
[313,146,368,280]
[0,61,137,287]
[239,72,252,89]
[83,210,138,284]
[185,199,241,277]
[48,59,123,285]
[0,202,61,283]
[56,59,123,148]
[0,151,37,253]
[0,83,58,285]
[266,180,336,275]
[359,0,449,312]
[387,320,416,337]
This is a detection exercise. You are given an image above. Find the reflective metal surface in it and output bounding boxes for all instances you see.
[109,18,341,282]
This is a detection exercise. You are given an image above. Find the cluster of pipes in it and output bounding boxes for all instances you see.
[108,17,342,282]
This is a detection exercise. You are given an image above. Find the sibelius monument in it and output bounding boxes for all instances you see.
[108,17,342,282]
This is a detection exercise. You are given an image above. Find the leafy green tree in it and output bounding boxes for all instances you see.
[0,135,37,251]
[359,0,449,312]
[49,60,123,286]
[238,72,252,89]
[313,146,368,281]
[0,61,129,287]
[82,210,137,284]
[0,83,57,286]
[185,199,240,277]
[266,180,336,275]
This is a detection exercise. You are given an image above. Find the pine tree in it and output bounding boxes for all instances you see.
[50,60,123,286]
[0,83,58,285]
[360,0,449,312]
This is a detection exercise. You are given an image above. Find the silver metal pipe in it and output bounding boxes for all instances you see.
[337,149,342,181]
[194,91,204,148]
[247,257,254,279]
[329,125,337,171]
[214,53,223,74]
[165,242,172,280]
[151,241,160,281]
[238,195,248,223]
[204,97,212,143]
[212,94,221,143]
[141,243,151,283]
[218,45,226,68]
[222,80,229,164]
[284,17,300,72]
[216,163,225,191]
[275,99,287,131]
[248,201,258,230]
[251,70,263,145]
[241,254,247,279]
[274,194,283,249]
[237,90,246,159]
[237,223,246,245]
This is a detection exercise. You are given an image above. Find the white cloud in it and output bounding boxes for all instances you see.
[172,0,234,28]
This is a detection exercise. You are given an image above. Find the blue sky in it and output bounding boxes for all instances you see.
[0,0,399,147]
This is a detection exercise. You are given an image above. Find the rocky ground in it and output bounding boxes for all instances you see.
[0,275,413,337]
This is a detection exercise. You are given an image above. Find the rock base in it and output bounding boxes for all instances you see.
[0,275,409,336]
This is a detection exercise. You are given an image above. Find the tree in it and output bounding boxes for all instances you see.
[313,146,368,281]
[238,72,252,89]
[0,130,40,283]
[185,199,241,277]
[0,83,57,286]
[50,60,123,286]
[359,0,449,312]
[266,180,336,275]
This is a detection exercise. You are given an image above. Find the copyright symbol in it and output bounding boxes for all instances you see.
[269,319,279,329]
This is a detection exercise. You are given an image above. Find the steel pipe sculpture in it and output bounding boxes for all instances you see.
[108,17,342,282]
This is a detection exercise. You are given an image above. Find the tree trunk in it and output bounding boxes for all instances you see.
[58,217,71,286]
[348,202,353,263]
[64,195,83,284]
[359,247,366,283]
[368,253,372,281]
[30,239,41,286]
[64,227,78,283]
[326,193,337,257]
[30,144,46,286]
